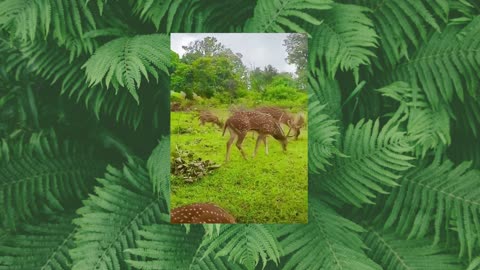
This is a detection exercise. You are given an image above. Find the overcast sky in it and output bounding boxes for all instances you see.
[171,33,298,73]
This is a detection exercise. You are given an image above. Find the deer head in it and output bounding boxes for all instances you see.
[170,203,236,223]
[198,110,223,128]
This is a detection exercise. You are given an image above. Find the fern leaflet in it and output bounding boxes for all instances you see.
[83,34,170,103]
[70,156,169,270]
[276,198,381,270]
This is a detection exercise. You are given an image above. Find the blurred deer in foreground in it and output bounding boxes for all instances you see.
[255,106,305,140]
[171,203,236,223]
[198,110,222,128]
[222,111,287,161]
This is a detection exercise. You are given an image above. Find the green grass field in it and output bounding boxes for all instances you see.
[171,108,308,223]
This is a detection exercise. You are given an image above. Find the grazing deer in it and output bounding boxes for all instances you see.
[171,203,236,223]
[198,110,223,128]
[255,106,305,140]
[222,111,288,161]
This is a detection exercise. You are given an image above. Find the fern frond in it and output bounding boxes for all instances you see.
[377,81,451,157]
[131,0,251,33]
[130,0,191,32]
[200,224,282,270]
[308,97,340,173]
[348,0,449,67]
[308,69,342,120]
[125,224,203,269]
[198,0,255,32]
[0,0,100,45]
[276,198,381,270]
[0,130,104,229]
[83,34,170,103]
[70,156,169,270]
[315,116,414,206]
[468,257,480,270]
[17,40,150,129]
[450,0,480,23]
[244,0,332,33]
[125,224,246,270]
[309,3,378,82]
[362,229,462,270]
[147,136,170,197]
[203,223,222,238]
[0,38,30,81]
[0,216,76,269]
[389,18,480,107]
[377,158,480,259]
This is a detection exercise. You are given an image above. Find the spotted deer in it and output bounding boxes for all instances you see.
[255,106,305,140]
[198,110,222,128]
[222,110,288,161]
[170,203,236,223]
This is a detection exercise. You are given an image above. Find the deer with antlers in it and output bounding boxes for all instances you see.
[255,106,305,140]
[222,110,288,161]
[198,110,223,128]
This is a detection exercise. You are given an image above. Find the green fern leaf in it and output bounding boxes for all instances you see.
[276,198,381,270]
[125,224,203,269]
[0,131,104,229]
[16,40,156,129]
[450,0,480,23]
[349,0,449,66]
[390,18,480,107]
[125,224,246,270]
[309,3,378,83]
[244,0,332,33]
[363,229,462,270]
[378,158,480,259]
[308,97,340,173]
[70,156,169,270]
[377,81,451,157]
[0,216,76,269]
[468,257,480,270]
[148,136,170,198]
[308,70,342,120]
[83,34,170,103]
[307,71,342,173]
[197,0,256,32]
[0,0,100,45]
[314,116,414,206]
[200,224,282,270]
[132,0,173,30]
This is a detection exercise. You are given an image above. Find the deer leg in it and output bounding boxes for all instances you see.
[263,136,268,155]
[235,132,247,160]
[295,129,300,140]
[253,134,263,157]
[286,126,291,137]
[225,130,236,162]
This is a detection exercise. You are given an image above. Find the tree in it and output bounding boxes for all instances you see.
[283,33,308,90]
[249,65,279,92]
[171,55,244,99]
[182,37,246,77]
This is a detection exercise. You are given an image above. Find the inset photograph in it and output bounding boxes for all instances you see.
[170,33,308,224]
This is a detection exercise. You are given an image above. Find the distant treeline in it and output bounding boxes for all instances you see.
[171,35,307,106]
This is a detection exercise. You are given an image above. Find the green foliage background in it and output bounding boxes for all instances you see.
[1,0,480,269]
